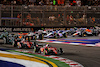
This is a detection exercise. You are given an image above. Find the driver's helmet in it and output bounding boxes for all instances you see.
[46,43,49,44]
[26,37,28,41]
[36,45,38,47]
[4,30,6,32]
[20,32,23,34]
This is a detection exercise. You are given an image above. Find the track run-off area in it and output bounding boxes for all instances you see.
[0,49,83,67]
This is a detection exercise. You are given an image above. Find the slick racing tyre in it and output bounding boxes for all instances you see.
[63,33,67,38]
[38,50,41,53]
[54,33,57,38]
[35,36,37,40]
[14,40,17,47]
[57,48,63,54]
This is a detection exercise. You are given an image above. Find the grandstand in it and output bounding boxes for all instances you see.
[0,0,100,29]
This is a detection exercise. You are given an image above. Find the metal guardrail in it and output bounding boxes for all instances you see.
[0,5,100,27]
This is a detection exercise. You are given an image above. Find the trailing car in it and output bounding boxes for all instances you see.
[15,35,35,48]
[0,31,9,39]
[58,30,67,38]
[28,32,39,40]
[3,34,15,45]
[44,31,64,38]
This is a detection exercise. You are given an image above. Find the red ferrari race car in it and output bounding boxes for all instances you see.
[16,36,34,48]
[34,42,63,55]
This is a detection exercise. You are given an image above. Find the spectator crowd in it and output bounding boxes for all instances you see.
[0,0,100,6]
[0,0,100,27]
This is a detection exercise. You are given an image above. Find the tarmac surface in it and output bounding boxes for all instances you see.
[0,36,100,67]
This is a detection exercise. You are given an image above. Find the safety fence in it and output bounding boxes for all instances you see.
[0,5,100,27]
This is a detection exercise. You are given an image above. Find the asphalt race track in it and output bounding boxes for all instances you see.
[0,36,100,67]
[50,43,100,67]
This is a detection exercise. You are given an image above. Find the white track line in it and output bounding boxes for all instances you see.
[0,51,49,67]
[0,57,49,67]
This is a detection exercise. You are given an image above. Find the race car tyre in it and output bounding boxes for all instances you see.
[94,32,98,36]
[39,34,43,40]
[72,36,75,37]
[60,48,63,54]
[38,50,41,53]
[54,36,57,38]
[57,34,59,38]
[31,44,34,48]
[57,48,63,54]
[14,41,17,47]
[54,34,57,38]
[63,33,67,38]
[35,36,37,40]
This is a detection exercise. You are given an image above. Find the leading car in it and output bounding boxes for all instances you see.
[34,42,63,55]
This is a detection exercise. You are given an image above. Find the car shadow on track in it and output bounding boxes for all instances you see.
[57,52,79,56]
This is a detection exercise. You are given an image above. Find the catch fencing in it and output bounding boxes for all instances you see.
[0,5,100,27]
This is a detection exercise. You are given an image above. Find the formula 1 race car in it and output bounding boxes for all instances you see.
[3,34,15,45]
[17,40,34,48]
[43,32,66,38]
[0,31,9,39]
[34,42,63,55]
[72,28,93,37]
[16,36,35,48]
[72,27,100,37]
